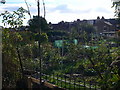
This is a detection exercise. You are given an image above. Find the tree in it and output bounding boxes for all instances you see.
[0,0,6,4]
[47,30,69,42]
[80,23,95,34]
[28,16,49,33]
[0,7,28,28]
[112,0,120,18]
[2,28,23,88]
[1,7,29,88]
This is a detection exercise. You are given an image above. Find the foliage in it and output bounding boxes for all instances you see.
[46,37,120,88]
[18,31,35,46]
[35,32,48,43]
[0,7,28,28]
[28,16,49,33]
[47,30,69,41]
[80,23,95,34]
[69,23,96,43]
[1,3,120,89]
[1,7,30,88]
[2,28,22,88]
[112,0,120,18]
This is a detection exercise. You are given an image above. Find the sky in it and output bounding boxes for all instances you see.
[0,0,116,26]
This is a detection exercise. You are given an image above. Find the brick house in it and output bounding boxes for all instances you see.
[49,17,119,38]
[94,17,114,34]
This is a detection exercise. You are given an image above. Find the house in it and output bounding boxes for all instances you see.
[94,16,114,34]
[49,16,119,38]
[94,16,119,38]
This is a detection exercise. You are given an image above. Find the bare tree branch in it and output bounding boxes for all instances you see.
[42,0,46,18]
[24,0,31,19]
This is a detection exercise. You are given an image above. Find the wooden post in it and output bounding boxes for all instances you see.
[27,77,32,90]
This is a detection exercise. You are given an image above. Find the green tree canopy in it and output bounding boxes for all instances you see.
[28,16,49,33]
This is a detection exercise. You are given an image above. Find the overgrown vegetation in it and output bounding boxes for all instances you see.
[1,2,120,89]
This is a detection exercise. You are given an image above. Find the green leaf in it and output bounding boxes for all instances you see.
[111,74,119,82]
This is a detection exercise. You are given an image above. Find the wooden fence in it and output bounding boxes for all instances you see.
[23,72,102,90]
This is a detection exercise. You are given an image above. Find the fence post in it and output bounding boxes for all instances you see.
[53,73,54,83]
[89,80,91,90]
[45,74,47,82]
[74,77,75,90]
[57,74,58,85]
[37,72,39,79]
[64,75,66,89]
[61,75,62,87]
[69,77,71,89]
[78,81,81,90]
[83,78,86,90]
[95,81,96,90]
[27,77,32,90]
[49,74,51,83]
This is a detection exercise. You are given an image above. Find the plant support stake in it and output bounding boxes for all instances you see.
[37,0,42,87]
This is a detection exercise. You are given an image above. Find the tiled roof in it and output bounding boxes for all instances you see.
[104,21,112,26]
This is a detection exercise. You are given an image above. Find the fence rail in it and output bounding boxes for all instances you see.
[25,75,65,90]
[24,72,102,89]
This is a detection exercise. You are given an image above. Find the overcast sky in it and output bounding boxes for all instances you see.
[0,0,116,26]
